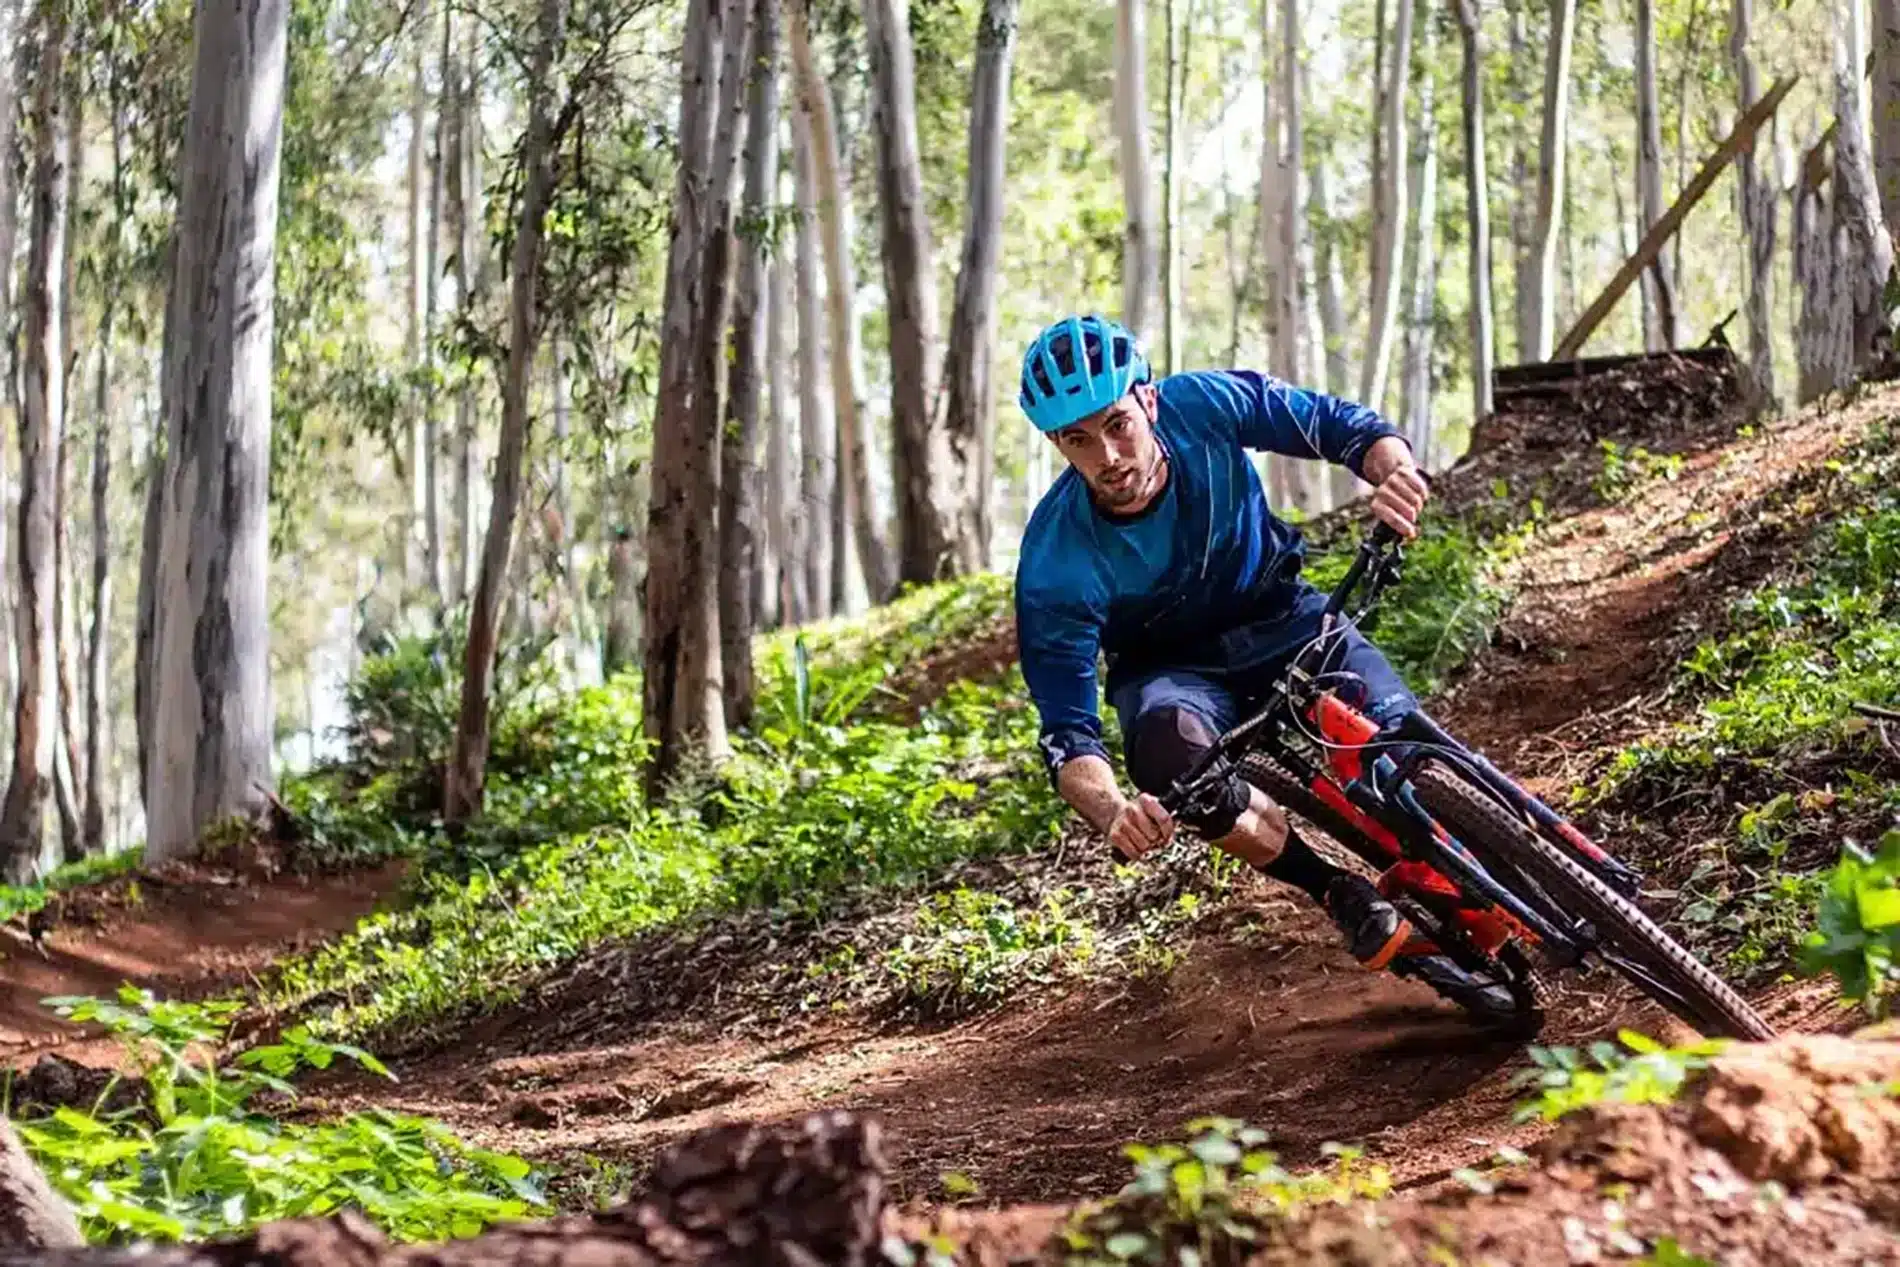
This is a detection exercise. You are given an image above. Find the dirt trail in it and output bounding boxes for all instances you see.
[1,385,1885,1214]
[0,856,405,1062]
[333,393,1879,1206]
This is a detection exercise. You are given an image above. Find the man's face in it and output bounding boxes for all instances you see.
[1049,383,1165,513]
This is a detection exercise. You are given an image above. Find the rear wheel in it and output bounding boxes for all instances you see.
[1239,754,1390,877]
[1410,761,1775,1042]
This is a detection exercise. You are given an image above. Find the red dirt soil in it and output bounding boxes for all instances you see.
[1,387,1887,1224]
[0,855,405,1062]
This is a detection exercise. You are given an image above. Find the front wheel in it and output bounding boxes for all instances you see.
[1410,761,1775,1043]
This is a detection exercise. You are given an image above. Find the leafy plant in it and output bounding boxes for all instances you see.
[13,987,545,1244]
[1799,829,1900,1015]
[1061,1118,1389,1266]
[1511,1030,1728,1123]
[1594,440,1684,502]
[883,888,1096,1015]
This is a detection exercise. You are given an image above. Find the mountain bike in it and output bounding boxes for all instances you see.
[1153,521,1777,1042]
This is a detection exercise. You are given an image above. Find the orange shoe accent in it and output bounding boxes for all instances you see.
[1362,917,1413,972]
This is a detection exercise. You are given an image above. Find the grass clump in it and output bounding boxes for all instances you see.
[882,888,1097,1015]
[272,582,1067,1041]
[1510,1030,1728,1123]
[13,987,543,1244]
[0,850,145,924]
[1058,1117,1389,1267]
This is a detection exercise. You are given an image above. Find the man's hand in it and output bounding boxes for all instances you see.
[1107,792,1176,860]
[1363,436,1430,540]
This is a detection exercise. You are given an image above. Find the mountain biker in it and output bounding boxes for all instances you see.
[1013,313,1515,1023]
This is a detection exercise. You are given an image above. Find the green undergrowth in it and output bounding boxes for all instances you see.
[270,577,1068,1040]
[1585,423,1900,981]
[10,988,543,1245]
[0,850,146,924]
[1045,1118,1389,1267]
[271,490,1536,1044]
[1510,1030,1729,1123]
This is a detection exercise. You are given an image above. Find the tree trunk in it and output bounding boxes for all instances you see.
[1360,0,1414,407]
[405,0,428,598]
[1674,0,1704,294]
[52,79,82,862]
[1508,0,1535,361]
[642,0,751,797]
[1526,0,1576,361]
[788,1,892,607]
[1455,0,1495,422]
[83,310,112,855]
[1161,0,1182,373]
[1834,0,1894,380]
[1635,0,1678,351]
[0,0,69,880]
[422,0,448,608]
[450,12,483,607]
[442,0,565,826]
[789,101,835,620]
[1399,33,1438,455]
[144,0,291,862]
[0,0,24,775]
[1115,0,1157,336]
[765,252,804,626]
[0,1117,81,1248]
[1873,0,1900,241]
[1309,159,1350,395]
[1273,0,1304,384]
[719,0,780,731]
[1730,0,1772,408]
[1794,147,1838,404]
[602,529,639,676]
[865,0,951,588]
[939,0,1020,577]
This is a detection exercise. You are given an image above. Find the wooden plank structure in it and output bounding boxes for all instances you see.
[1492,344,1737,411]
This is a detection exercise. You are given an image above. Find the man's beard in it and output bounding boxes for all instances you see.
[1093,451,1162,510]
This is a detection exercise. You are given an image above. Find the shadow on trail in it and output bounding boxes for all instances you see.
[806,939,1532,1204]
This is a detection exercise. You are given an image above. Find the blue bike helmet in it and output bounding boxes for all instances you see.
[1019,314,1151,433]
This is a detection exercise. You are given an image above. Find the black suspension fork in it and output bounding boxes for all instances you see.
[1392,710,1645,897]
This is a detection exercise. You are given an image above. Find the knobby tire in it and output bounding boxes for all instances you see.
[1410,761,1775,1043]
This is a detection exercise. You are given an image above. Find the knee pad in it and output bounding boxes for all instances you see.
[1125,706,1250,839]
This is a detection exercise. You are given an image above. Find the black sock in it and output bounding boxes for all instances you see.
[1254,828,1345,904]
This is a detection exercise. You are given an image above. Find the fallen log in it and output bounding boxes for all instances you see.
[0,1111,886,1267]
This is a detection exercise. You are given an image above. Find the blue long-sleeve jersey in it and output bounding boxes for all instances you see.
[1014,370,1404,782]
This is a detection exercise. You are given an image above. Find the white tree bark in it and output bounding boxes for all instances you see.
[1275,0,1304,384]
[789,101,835,619]
[0,0,68,878]
[1734,0,1778,407]
[1455,0,1495,421]
[451,13,484,607]
[443,0,565,823]
[1635,0,1677,351]
[0,0,22,766]
[788,1,891,606]
[1507,0,1535,361]
[1115,0,1158,337]
[405,1,428,597]
[764,251,804,625]
[642,0,750,793]
[1526,0,1576,360]
[1161,0,1183,372]
[1399,36,1438,453]
[1874,0,1900,239]
[719,0,780,730]
[1360,0,1414,406]
[1835,0,1894,378]
[1309,158,1350,395]
[143,0,289,861]
[940,0,1020,575]
[422,0,448,606]
[864,0,951,587]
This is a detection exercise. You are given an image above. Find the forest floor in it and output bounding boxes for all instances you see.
[0,364,1895,1259]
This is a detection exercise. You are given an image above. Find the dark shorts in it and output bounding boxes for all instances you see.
[1108,583,1416,829]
